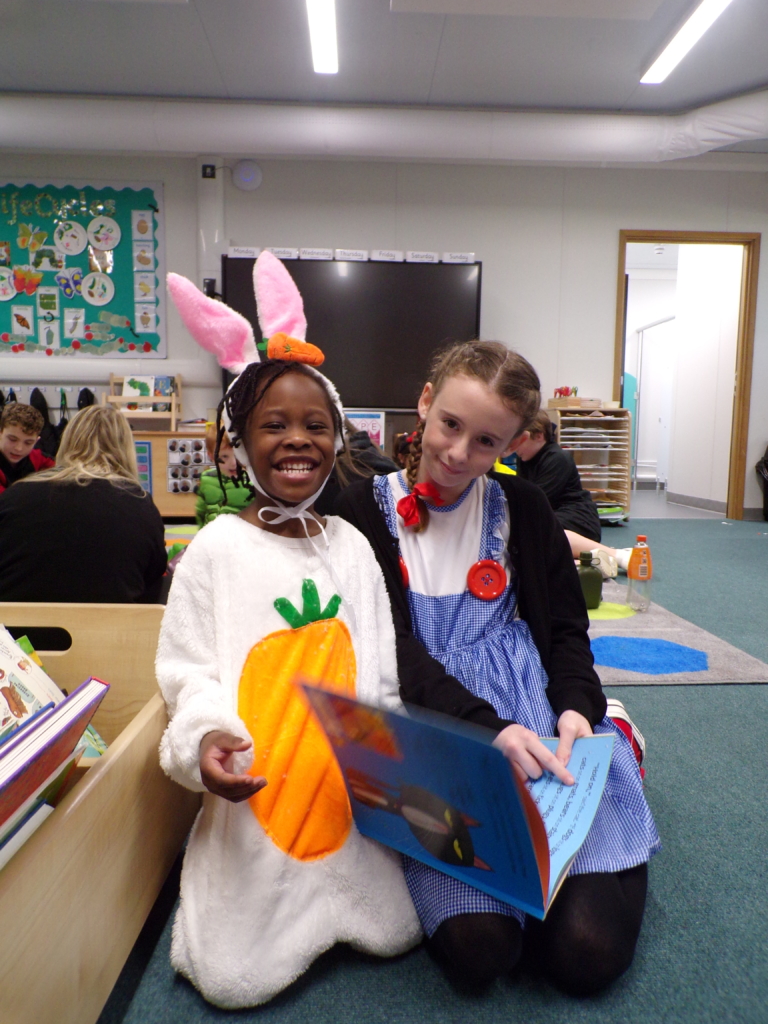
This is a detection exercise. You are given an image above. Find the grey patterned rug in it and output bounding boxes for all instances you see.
[588,580,768,685]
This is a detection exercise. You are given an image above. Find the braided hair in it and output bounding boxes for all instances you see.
[214,360,344,498]
[404,340,541,531]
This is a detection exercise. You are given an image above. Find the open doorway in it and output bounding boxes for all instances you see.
[613,231,760,521]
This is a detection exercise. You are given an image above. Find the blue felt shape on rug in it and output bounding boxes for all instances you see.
[591,636,708,675]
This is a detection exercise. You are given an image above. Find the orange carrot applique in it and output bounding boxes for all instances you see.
[238,579,356,860]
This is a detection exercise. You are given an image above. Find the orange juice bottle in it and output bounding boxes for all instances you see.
[627,535,652,612]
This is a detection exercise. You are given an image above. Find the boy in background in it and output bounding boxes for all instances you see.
[194,422,253,526]
[0,405,55,494]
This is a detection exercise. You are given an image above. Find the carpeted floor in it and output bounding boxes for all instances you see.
[588,580,768,684]
[601,517,768,663]
[98,516,768,1024]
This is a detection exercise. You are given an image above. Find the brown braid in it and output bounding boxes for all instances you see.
[403,420,428,532]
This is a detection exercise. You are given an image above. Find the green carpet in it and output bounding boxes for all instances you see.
[98,517,768,1024]
[604,518,768,664]
[588,580,768,684]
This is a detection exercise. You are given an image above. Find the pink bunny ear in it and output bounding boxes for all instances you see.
[166,273,259,373]
[254,250,308,342]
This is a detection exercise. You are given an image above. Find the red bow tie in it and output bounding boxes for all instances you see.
[396,482,444,528]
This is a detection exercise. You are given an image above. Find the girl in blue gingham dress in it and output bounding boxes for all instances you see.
[336,341,659,996]
[376,472,659,941]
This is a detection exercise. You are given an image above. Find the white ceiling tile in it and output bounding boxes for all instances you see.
[391,0,664,19]
[0,0,764,119]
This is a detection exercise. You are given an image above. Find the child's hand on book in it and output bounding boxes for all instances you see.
[554,711,593,770]
[199,731,267,802]
[493,724,575,786]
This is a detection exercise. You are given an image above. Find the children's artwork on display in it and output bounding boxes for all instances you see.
[166,437,211,493]
[346,410,385,449]
[134,440,152,494]
[0,181,166,358]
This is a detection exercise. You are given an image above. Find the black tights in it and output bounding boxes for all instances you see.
[428,864,648,995]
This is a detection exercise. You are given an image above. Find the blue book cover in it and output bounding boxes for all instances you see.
[301,685,613,919]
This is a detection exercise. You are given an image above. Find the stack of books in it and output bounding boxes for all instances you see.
[0,629,109,870]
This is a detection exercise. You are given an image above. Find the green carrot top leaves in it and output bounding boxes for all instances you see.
[274,579,342,630]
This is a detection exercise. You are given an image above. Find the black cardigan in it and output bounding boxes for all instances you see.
[516,441,602,544]
[335,472,605,733]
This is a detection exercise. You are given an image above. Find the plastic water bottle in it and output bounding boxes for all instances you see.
[627,535,653,612]
[577,551,603,609]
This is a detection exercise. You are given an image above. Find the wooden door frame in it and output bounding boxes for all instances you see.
[613,229,761,520]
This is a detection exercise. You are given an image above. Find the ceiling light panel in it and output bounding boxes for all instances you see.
[390,0,664,18]
[641,0,736,84]
[307,0,339,74]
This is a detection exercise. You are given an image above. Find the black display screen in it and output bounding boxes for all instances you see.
[221,257,482,409]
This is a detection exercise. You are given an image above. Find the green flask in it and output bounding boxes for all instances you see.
[577,551,602,610]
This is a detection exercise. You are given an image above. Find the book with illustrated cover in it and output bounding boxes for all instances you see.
[153,374,175,412]
[0,749,82,855]
[301,685,613,920]
[122,375,155,410]
[2,631,108,761]
[0,628,65,745]
[0,677,109,835]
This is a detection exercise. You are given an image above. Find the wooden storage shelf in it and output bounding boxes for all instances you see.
[102,373,182,431]
[0,603,201,1024]
[549,408,632,517]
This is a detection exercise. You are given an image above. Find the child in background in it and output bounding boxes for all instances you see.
[514,409,633,577]
[336,341,659,996]
[194,421,254,526]
[0,404,55,493]
[157,255,419,1009]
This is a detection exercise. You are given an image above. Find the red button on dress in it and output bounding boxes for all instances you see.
[466,559,506,600]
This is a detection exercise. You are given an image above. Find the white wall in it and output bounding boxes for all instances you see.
[623,273,678,482]
[637,318,677,484]
[624,272,677,381]
[668,245,743,505]
[223,159,768,511]
[3,153,768,511]
[0,153,221,419]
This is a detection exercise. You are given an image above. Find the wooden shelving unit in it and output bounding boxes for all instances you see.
[548,407,632,519]
[102,373,182,431]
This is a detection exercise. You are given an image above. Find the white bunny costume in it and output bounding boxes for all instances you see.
[157,254,421,1008]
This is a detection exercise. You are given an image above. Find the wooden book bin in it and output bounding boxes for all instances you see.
[0,603,201,1024]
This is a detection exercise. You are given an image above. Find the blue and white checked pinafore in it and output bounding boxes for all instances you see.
[375,474,660,936]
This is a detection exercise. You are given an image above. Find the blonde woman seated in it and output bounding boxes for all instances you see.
[0,405,167,602]
[514,410,632,577]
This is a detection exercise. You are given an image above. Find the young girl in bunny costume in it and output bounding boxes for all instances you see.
[157,252,420,1009]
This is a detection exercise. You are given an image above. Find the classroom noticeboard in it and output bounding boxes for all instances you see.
[0,182,165,358]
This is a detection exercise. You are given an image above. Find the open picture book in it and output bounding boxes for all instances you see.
[301,684,613,920]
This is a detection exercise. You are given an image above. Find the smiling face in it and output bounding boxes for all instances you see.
[241,371,337,510]
[416,374,528,502]
[0,426,39,464]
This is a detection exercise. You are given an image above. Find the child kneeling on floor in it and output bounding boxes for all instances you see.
[336,340,660,995]
[156,255,420,1009]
